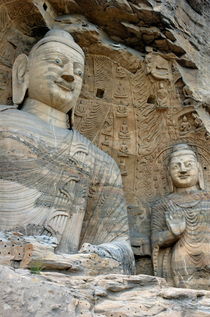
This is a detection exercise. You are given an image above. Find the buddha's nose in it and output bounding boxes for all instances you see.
[180,164,187,173]
[61,74,74,82]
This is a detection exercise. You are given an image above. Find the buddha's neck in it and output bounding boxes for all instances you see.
[174,185,199,194]
[22,98,70,129]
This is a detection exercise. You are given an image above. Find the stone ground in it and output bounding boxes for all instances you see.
[0,265,210,317]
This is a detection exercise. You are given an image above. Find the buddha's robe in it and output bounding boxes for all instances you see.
[151,191,210,289]
[0,106,134,273]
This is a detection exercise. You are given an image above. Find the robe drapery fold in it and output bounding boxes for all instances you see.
[151,192,210,288]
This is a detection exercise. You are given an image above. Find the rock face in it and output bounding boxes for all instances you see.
[0,265,210,317]
[0,0,210,303]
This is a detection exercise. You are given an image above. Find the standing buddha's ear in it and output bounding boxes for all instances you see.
[198,162,205,190]
[12,54,29,105]
[70,106,75,128]
[168,167,174,193]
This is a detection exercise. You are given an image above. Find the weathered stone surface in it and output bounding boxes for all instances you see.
[0,233,124,275]
[0,0,210,277]
[0,265,210,316]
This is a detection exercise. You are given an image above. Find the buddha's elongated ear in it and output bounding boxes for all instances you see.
[70,106,75,128]
[12,54,29,105]
[198,162,205,190]
[68,104,76,129]
[167,169,174,193]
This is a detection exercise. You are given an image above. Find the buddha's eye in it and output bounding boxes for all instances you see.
[171,164,178,170]
[185,162,192,168]
[74,62,83,77]
[54,58,63,66]
[74,69,83,77]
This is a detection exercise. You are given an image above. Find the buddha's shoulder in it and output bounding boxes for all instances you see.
[0,105,20,119]
[0,106,33,123]
[72,129,119,168]
[151,195,172,211]
[151,191,210,210]
[0,107,57,141]
[0,105,18,112]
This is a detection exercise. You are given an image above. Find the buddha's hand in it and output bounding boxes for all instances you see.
[165,209,186,236]
[79,243,110,258]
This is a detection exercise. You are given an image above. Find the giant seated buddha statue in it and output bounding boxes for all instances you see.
[151,143,210,289]
[0,29,134,274]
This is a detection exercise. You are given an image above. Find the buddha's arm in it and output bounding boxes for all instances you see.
[80,239,135,275]
[90,196,135,275]
[80,160,135,274]
[151,230,178,248]
[151,200,178,249]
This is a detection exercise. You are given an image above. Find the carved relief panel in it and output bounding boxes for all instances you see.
[73,52,210,273]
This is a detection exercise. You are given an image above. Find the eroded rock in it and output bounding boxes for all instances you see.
[0,265,210,316]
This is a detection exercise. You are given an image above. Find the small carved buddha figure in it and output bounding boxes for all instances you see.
[151,144,210,289]
[118,142,128,156]
[116,105,128,118]
[156,82,168,110]
[0,29,134,274]
[183,85,194,106]
[119,121,130,139]
[179,115,191,133]
[192,112,203,129]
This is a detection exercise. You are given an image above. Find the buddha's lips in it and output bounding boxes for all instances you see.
[55,80,74,91]
[178,175,190,179]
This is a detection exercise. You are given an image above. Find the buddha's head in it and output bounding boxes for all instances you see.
[12,29,85,126]
[168,143,204,192]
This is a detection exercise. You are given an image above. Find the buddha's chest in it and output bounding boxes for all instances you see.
[0,126,91,230]
[165,193,210,236]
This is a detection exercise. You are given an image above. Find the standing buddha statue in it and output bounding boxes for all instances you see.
[151,143,210,289]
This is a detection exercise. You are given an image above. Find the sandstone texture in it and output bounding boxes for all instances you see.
[0,2,210,270]
[0,265,210,317]
[0,1,210,314]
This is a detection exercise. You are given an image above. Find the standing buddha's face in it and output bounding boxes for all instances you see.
[169,152,199,189]
[27,42,84,113]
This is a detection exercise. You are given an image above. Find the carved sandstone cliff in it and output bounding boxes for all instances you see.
[0,0,209,275]
[0,2,210,312]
